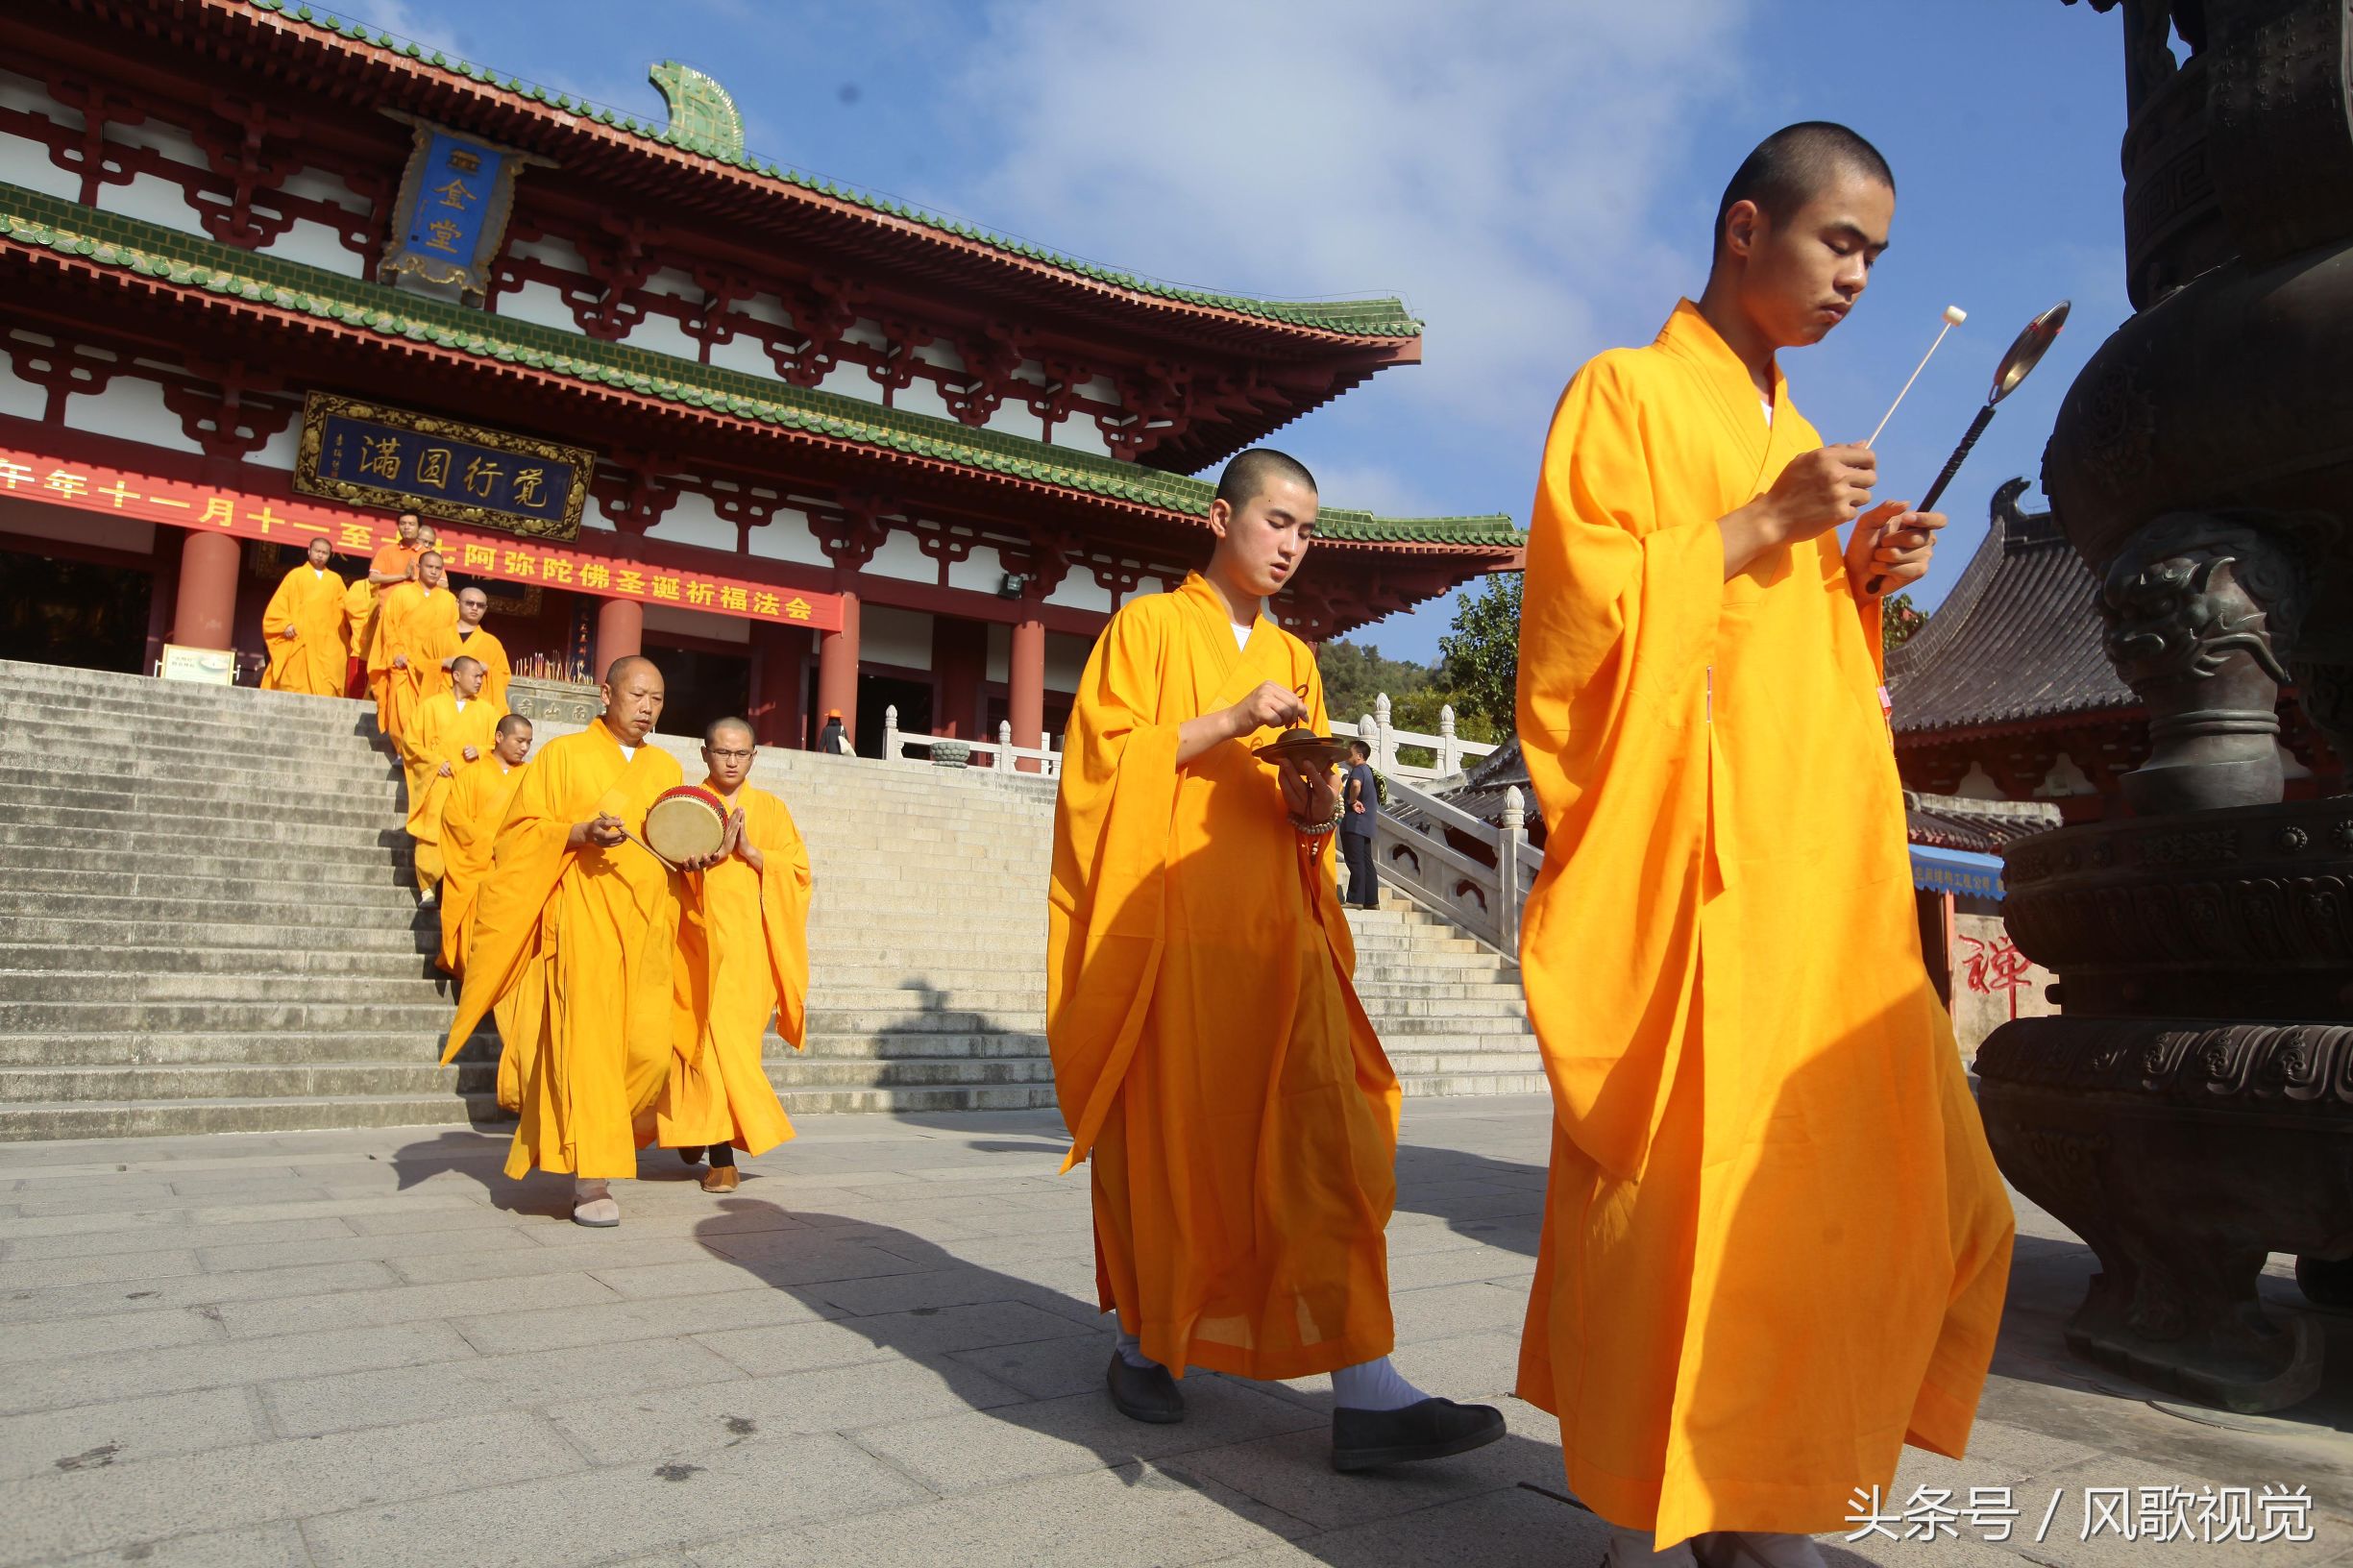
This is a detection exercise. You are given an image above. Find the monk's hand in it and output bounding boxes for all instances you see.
[570,813,625,850]
[1226,680,1311,740]
[1847,501,1944,598]
[391,654,407,670]
[726,810,765,872]
[282,623,299,639]
[1760,444,1877,543]
[436,761,454,778]
[440,656,455,673]
[460,746,479,763]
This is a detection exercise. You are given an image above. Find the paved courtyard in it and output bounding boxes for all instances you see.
[1,1094,2348,1567]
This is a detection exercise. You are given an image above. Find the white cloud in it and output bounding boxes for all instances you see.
[951,0,1752,433]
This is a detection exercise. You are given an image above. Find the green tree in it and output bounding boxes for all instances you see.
[1883,592,1926,649]
[1437,572,1522,732]
[1316,639,1434,726]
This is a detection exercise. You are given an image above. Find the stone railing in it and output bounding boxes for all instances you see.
[1369,772,1538,956]
[1329,694,1499,783]
[880,706,1063,778]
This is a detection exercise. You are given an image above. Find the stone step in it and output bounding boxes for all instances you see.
[0,916,1055,961]
[1,790,404,833]
[0,1052,1062,1103]
[0,714,399,763]
[0,882,1058,925]
[1396,1070,1551,1099]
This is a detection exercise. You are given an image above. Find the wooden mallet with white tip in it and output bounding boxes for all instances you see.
[1865,304,1966,450]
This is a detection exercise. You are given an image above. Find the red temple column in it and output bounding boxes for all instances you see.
[169,529,240,651]
[932,615,987,739]
[594,596,643,679]
[816,587,861,747]
[748,623,808,749]
[1009,612,1045,774]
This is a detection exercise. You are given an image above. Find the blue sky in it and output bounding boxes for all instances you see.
[361,0,2136,664]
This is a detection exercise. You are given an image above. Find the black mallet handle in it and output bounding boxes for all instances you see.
[1866,403,1998,596]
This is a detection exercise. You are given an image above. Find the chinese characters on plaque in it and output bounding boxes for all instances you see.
[377,117,550,305]
[295,393,591,540]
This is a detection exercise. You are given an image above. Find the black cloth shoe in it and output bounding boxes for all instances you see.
[1105,1351,1185,1424]
[1330,1397,1505,1471]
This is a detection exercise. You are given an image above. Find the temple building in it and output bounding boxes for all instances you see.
[0,0,1520,751]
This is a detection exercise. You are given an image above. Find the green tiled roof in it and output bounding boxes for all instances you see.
[221,0,1420,340]
[0,184,1517,550]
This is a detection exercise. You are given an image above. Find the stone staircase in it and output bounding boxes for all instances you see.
[0,658,1541,1139]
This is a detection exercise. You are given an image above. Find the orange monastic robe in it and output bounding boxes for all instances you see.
[437,755,528,977]
[401,691,507,894]
[652,783,812,1157]
[454,625,512,711]
[1048,573,1399,1382]
[370,581,458,747]
[257,563,349,696]
[1512,302,2015,1546]
[356,540,419,698]
[443,724,684,1178]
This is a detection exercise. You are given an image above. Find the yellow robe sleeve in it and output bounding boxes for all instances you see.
[1045,602,1183,1172]
[1516,357,1728,1181]
[442,746,575,1065]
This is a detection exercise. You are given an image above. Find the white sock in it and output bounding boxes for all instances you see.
[1112,1314,1160,1370]
[1330,1355,1428,1411]
[574,1177,610,1204]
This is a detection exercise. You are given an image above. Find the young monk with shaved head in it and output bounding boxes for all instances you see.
[439,712,532,979]
[372,550,457,748]
[401,654,505,909]
[259,534,349,697]
[1050,447,1505,1472]
[444,656,726,1225]
[652,717,813,1192]
[447,584,511,711]
[1513,122,2015,1567]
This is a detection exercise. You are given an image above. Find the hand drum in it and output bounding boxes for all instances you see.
[644,785,727,864]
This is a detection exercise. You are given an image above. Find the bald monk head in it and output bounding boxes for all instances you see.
[1707,121,1893,352]
[1207,449,1317,605]
[701,717,757,794]
[395,511,421,545]
[416,522,440,552]
[493,712,532,766]
[600,655,665,745]
[457,585,489,627]
[305,534,333,569]
[418,551,447,591]
[451,654,486,701]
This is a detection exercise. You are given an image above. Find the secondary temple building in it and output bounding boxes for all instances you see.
[0,0,1522,750]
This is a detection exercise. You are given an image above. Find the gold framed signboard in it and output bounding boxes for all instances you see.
[294,392,593,542]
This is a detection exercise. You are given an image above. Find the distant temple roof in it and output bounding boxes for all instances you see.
[1904,791,2062,853]
[1888,478,2136,738]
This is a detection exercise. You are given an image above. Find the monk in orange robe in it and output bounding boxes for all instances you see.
[448,585,512,711]
[371,550,459,748]
[401,655,506,907]
[358,511,423,705]
[257,534,348,696]
[444,656,726,1226]
[437,711,532,977]
[652,717,812,1191]
[1512,124,2015,1567]
[1050,448,1505,1471]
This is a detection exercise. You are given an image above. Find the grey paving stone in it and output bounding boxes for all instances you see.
[213,1270,619,1338]
[0,1248,202,1294]
[1383,1243,1536,1292]
[846,1379,1325,1496]
[453,1286,844,1357]
[7,1216,351,1263]
[0,1409,581,1566]
[386,1235,719,1286]
[582,1238,927,1301]
[52,1521,311,1568]
[194,1222,530,1273]
[803,1261,1075,1318]
[696,1299,1091,1379]
[0,1321,476,1415]
[0,1260,398,1326]
[0,1303,222,1365]
[264,1335,748,1438]
[612,1458,1308,1568]
[0,1385,265,1484]
[0,1210,188,1243]
[1200,1479,1601,1566]
[1387,1280,1528,1344]
[547,1354,1026,1465]
[299,1433,927,1568]
[1175,1419,1560,1531]
[946,1330,1122,1400]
